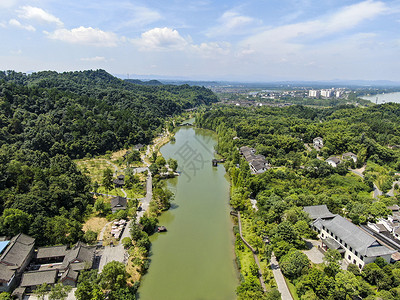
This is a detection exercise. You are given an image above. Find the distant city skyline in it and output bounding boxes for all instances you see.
[1,0,400,81]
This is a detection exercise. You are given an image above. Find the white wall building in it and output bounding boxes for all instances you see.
[313,215,394,269]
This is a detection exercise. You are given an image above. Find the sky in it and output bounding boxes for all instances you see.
[1,0,400,81]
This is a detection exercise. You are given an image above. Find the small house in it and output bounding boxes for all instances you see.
[326,156,341,168]
[113,175,125,188]
[342,152,358,163]
[313,137,323,149]
[111,196,127,213]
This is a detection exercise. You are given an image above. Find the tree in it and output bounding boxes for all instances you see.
[99,261,128,291]
[280,249,310,279]
[49,284,72,300]
[102,168,114,192]
[334,271,360,299]
[140,216,158,235]
[84,230,98,244]
[0,208,31,236]
[167,158,178,171]
[323,249,341,264]
[275,221,299,245]
[0,293,12,300]
[34,283,49,300]
[122,237,132,249]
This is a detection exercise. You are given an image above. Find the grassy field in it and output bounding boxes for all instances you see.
[82,216,108,240]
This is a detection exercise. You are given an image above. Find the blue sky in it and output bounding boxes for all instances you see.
[1,0,399,81]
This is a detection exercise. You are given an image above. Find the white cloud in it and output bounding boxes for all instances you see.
[46,26,120,47]
[121,5,162,28]
[17,6,63,26]
[80,56,107,62]
[207,11,260,37]
[239,0,387,57]
[191,42,231,57]
[133,27,189,50]
[9,18,36,31]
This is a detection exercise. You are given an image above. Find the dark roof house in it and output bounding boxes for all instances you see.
[0,233,35,271]
[239,146,270,174]
[111,196,128,213]
[113,175,125,188]
[20,270,58,290]
[62,242,95,271]
[36,245,67,263]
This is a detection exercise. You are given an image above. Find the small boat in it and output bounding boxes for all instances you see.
[157,226,167,232]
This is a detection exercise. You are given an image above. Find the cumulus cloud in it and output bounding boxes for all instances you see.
[133,27,231,59]
[207,10,260,37]
[46,26,120,47]
[17,6,63,26]
[80,56,107,62]
[133,27,189,50]
[191,42,231,57]
[9,18,35,31]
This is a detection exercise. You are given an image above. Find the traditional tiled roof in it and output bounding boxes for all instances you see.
[60,267,78,282]
[0,233,35,269]
[36,245,67,259]
[62,242,94,268]
[303,205,335,220]
[20,270,58,287]
[111,196,127,209]
[314,215,395,258]
[326,156,341,164]
[0,263,16,282]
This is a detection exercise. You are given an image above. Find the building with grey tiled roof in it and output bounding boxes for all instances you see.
[0,233,35,292]
[303,205,335,221]
[239,146,270,174]
[36,245,67,264]
[20,270,58,291]
[62,242,95,271]
[313,215,395,268]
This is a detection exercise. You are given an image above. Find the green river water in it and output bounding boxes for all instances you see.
[138,126,238,300]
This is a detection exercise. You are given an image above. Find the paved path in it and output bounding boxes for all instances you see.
[350,167,384,199]
[105,159,119,176]
[98,221,113,241]
[237,212,266,293]
[387,181,400,197]
[136,171,152,223]
[270,253,294,300]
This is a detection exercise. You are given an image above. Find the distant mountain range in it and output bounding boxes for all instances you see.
[118,74,400,89]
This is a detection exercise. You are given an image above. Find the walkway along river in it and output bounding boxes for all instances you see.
[138,126,238,299]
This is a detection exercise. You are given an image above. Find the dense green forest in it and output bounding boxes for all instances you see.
[0,69,217,245]
[197,104,400,299]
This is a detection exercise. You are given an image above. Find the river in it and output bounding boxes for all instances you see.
[138,126,238,300]
[361,92,400,104]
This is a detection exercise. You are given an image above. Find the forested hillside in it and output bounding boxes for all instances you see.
[0,69,217,245]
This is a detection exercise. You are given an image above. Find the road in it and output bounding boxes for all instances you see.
[350,167,384,199]
[270,254,294,300]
